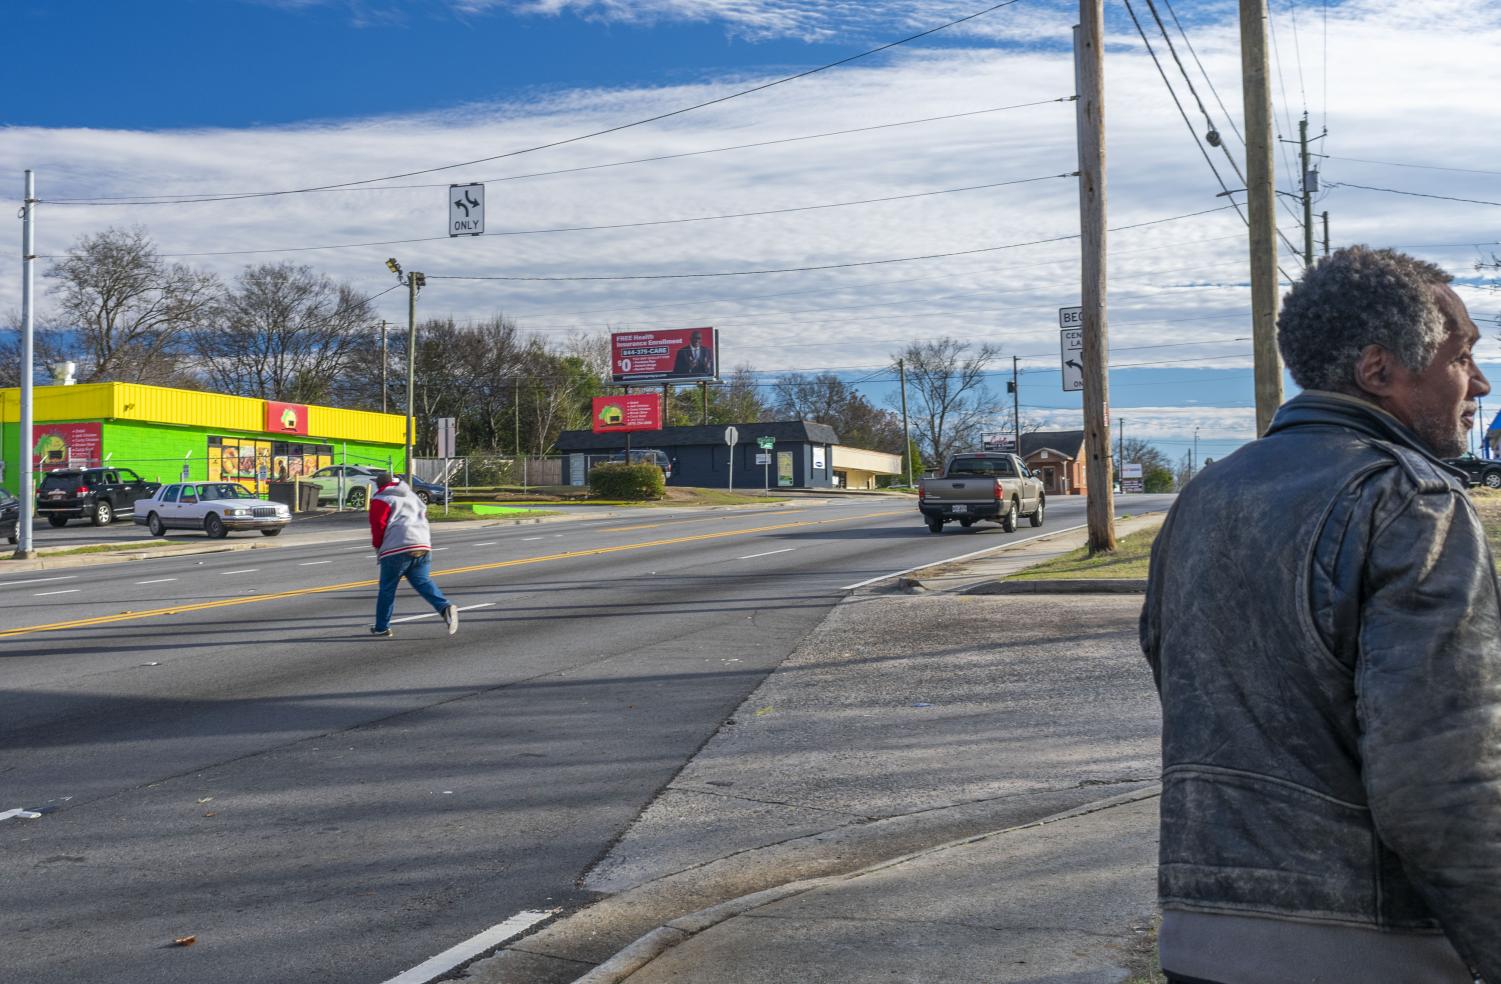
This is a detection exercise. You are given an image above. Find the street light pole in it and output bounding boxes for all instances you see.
[13,170,37,559]
[386,258,424,486]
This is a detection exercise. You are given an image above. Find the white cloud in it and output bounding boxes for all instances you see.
[4,0,1498,450]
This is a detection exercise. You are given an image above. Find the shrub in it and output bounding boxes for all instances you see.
[588,461,665,500]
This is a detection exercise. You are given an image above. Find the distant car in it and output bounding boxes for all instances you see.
[306,465,379,508]
[133,482,291,538]
[608,449,673,480]
[1445,453,1501,489]
[35,467,159,527]
[1,491,18,545]
[408,474,451,505]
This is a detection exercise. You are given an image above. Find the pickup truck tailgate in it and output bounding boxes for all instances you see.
[921,479,995,504]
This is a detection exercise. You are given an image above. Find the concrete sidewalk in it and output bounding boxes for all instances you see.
[464,520,1165,984]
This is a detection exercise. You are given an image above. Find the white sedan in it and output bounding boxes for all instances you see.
[133,482,291,539]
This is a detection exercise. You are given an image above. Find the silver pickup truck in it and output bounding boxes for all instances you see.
[918,452,1045,533]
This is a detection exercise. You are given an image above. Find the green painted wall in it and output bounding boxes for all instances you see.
[2,418,403,495]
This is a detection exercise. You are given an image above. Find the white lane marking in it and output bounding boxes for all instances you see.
[0,575,76,588]
[840,524,1089,591]
[35,589,81,597]
[389,602,495,625]
[298,561,333,566]
[135,578,178,585]
[1,808,44,821]
[377,908,557,984]
[431,547,449,552]
[739,547,796,560]
[522,537,542,541]
[473,541,497,546]
[219,569,259,576]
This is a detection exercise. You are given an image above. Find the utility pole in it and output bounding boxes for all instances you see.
[898,358,914,487]
[1193,426,1200,474]
[13,170,37,559]
[700,381,708,425]
[1299,114,1314,267]
[1321,211,1330,257]
[1010,356,1021,454]
[1075,3,1116,553]
[1240,0,1283,435]
[1117,417,1125,466]
[385,258,424,485]
[379,320,389,414]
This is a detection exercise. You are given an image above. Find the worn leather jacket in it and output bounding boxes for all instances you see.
[1141,391,1501,980]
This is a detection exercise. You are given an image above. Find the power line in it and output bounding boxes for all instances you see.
[1159,0,1245,147]
[42,172,1075,260]
[425,204,1237,283]
[1326,156,1501,177]
[41,98,1075,205]
[32,0,1026,207]
[1327,181,1501,208]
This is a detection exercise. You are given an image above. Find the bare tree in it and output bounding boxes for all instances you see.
[772,372,902,450]
[45,227,217,384]
[191,262,372,403]
[891,337,1001,465]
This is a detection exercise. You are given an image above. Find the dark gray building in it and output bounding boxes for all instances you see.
[556,421,840,490]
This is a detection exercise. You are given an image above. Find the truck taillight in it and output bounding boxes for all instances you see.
[917,485,925,502]
[77,486,89,494]
[994,479,1004,499]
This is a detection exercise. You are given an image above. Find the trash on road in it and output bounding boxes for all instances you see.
[754,705,774,716]
[173,936,197,947]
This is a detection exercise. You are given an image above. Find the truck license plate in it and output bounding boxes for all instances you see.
[951,504,967,513]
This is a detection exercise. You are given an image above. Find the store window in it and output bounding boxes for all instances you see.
[208,436,332,493]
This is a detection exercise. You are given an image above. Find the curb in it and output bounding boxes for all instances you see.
[563,785,1162,984]
[965,577,1148,594]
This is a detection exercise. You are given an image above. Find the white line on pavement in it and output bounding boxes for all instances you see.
[0,575,76,588]
[522,537,542,541]
[298,561,332,566]
[135,578,178,585]
[839,524,1088,591]
[739,547,796,560]
[473,541,497,546]
[389,602,495,625]
[1,808,44,821]
[219,569,259,575]
[431,547,449,552]
[377,908,556,984]
[35,589,81,597]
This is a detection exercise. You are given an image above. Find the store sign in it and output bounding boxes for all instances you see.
[591,394,663,433]
[265,400,310,436]
[32,423,103,470]
[813,446,826,470]
[610,328,719,384]
[777,451,795,487]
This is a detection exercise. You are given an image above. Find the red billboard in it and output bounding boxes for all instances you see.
[264,400,310,436]
[32,423,104,471]
[610,328,719,384]
[592,395,663,433]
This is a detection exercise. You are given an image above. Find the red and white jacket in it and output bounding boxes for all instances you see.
[369,480,431,560]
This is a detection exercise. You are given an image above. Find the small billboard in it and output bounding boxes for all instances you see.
[982,433,1016,453]
[611,328,719,384]
[592,394,663,433]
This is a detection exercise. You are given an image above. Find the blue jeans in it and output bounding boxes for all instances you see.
[374,551,450,631]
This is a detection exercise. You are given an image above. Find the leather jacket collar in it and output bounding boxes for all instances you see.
[1265,390,1469,484]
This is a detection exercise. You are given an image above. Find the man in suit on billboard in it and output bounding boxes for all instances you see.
[672,330,714,377]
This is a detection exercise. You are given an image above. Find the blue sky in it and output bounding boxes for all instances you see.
[4,0,1499,464]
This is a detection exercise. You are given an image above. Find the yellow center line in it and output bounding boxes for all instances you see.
[0,509,905,638]
[599,523,664,532]
[600,508,805,533]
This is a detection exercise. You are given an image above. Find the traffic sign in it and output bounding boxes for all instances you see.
[1059,327,1084,392]
[757,436,775,450]
[1058,306,1083,329]
[449,183,485,237]
[725,426,739,446]
[755,453,772,465]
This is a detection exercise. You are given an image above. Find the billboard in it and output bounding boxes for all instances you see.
[611,328,719,384]
[32,423,104,471]
[981,433,1015,453]
[592,394,663,433]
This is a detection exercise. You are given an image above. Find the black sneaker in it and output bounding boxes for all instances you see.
[442,605,459,636]
[370,626,393,637]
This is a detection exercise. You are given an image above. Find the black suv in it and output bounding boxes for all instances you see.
[1,491,18,545]
[1444,453,1501,489]
[36,468,159,527]
[607,449,673,480]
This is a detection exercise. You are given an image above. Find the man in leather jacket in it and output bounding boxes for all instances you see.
[1141,246,1498,984]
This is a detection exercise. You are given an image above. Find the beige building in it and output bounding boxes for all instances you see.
[831,446,903,489]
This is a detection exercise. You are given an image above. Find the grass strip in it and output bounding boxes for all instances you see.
[1008,523,1162,580]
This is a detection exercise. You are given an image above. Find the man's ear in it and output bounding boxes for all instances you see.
[1353,344,1398,397]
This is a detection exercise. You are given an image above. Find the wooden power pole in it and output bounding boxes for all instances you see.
[1240,0,1283,435]
[1075,1,1116,553]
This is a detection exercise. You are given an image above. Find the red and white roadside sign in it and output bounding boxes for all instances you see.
[610,328,719,384]
[592,394,663,433]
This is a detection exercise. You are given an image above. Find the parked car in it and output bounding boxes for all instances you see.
[1445,452,1501,489]
[306,465,378,508]
[1,491,19,545]
[133,482,291,538]
[917,452,1046,533]
[408,474,451,505]
[35,467,160,527]
[608,449,673,480]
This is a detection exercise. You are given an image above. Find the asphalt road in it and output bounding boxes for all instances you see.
[0,494,1174,984]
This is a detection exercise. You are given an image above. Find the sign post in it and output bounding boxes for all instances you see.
[449,183,485,237]
[725,426,739,492]
[758,435,774,492]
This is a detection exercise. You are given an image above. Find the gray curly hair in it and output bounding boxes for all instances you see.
[1277,245,1453,394]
